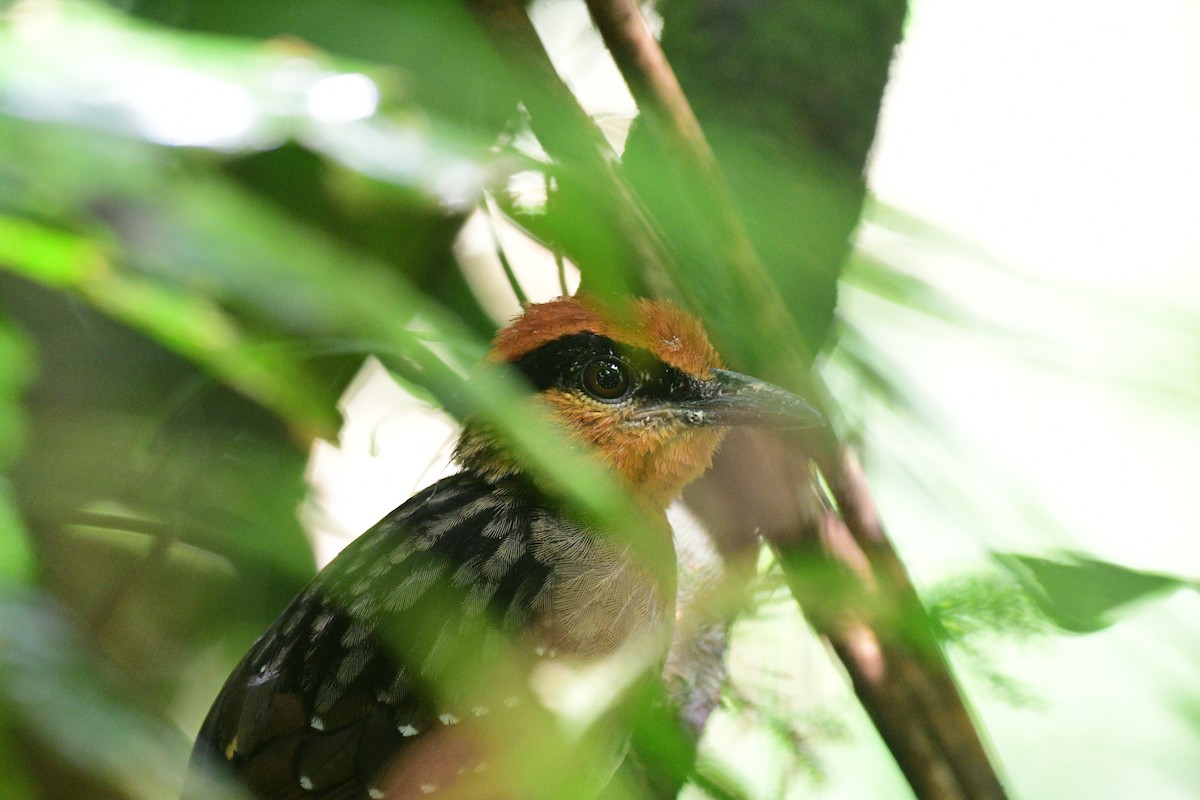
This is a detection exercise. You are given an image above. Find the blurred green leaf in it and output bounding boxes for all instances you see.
[0,317,33,584]
[995,552,1197,634]
[0,710,35,800]
[0,213,340,438]
[0,588,193,800]
[0,317,32,463]
[0,0,515,203]
[928,571,1046,642]
[5,0,694,549]
[0,0,641,531]
[0,143,652,567]
[122,0,522,129]
[842,248,975,330]
[860,199,1200,406]
[0,483,32,585]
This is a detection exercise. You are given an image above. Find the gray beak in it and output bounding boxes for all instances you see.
[678,368,824,430]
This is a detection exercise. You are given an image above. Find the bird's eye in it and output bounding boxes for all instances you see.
[581,357,631,401]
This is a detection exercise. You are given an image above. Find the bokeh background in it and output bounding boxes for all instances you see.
[1,0,1198,798]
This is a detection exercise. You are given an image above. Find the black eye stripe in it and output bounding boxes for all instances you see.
[509,333,700,405]
[510,333,629,391]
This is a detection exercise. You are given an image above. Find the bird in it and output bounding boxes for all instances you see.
[185,295,821,800]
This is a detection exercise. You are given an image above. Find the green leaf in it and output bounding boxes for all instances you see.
[0,588,196,800]
[0,318,33,584]
[0,711,36,800]
[928,571,1046,642]
[0,150,653,568]
[0,0,514,202]
[995,552,1196,633]
[0,484,32,585]
[0,214,340,438]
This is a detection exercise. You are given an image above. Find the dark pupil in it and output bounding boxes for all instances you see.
[583,358,629,400]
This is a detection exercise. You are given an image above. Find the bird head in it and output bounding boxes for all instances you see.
[455,296,821,505]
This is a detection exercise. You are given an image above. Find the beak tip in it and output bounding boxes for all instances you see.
[702,369,826,431]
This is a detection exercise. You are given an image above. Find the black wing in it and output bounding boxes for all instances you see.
[185,472,555,800]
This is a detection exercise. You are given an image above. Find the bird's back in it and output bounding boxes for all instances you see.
[185,470,672,800]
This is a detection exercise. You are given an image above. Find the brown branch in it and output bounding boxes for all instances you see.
[835,455,1009,798]
[794,475,1009,800]
[585,1,1008,798]
[691,432,1008,800]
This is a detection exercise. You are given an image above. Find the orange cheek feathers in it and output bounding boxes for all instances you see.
[542,391,726,505]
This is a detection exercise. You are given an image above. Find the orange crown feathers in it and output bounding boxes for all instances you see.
[489,296,723,379]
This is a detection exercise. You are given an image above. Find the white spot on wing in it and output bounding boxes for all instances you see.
[438,713,459,725]
[398,723,420,737]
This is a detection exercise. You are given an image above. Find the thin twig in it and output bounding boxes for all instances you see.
[547,175,571,296]
[483,193,529,306]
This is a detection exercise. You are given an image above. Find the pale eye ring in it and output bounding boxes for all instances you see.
[581,357,631,401]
